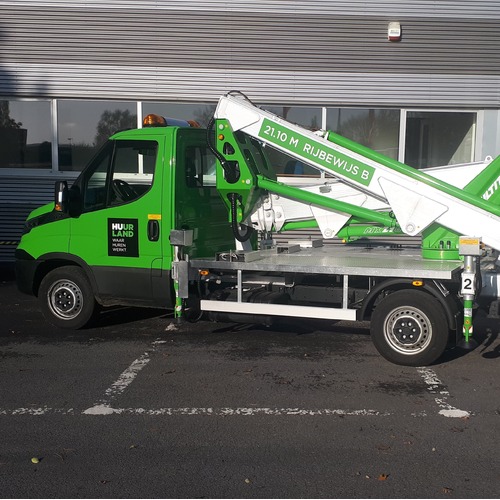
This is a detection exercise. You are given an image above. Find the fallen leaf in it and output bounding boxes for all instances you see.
[378,474,390,481]
[442,487,453,494]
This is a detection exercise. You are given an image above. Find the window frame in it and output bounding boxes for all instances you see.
[0,99,481,178]
[399,108,477,167]
[75,138,158,214]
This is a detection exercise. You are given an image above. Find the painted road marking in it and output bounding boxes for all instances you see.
[0,407,74,415]
[0,406,390,417]
[417,367,471,418]
[0,341,471,419]
[80,407,392,417]
[83,351,153,415]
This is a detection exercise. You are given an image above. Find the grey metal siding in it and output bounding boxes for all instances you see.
[1,1,500,107]
[0,177,55,263]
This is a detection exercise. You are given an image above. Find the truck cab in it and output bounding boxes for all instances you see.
[15,117,234,328]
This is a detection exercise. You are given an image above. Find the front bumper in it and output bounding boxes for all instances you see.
[15,249,38,296]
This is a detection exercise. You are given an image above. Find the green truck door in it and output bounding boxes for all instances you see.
[69,138,169,307]
[174,129,235,259]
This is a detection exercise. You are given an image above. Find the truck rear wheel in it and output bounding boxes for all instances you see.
[370,289,449,366]
[39,266,98,329]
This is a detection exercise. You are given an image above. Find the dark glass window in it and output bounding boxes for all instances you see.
[0,100,52,169]
[58,100,136,172]
[79,140,157,212]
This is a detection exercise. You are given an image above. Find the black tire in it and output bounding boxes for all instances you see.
[39,266,99,329]
[370,289,449,366]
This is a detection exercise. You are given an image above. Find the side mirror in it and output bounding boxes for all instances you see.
[54,180,68,213]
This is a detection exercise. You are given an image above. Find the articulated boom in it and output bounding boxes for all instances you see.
[213,93,500,259]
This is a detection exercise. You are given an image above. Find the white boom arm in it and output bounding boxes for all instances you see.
[215,94,500,251]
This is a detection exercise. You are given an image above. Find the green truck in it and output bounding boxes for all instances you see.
[15,92,500,366]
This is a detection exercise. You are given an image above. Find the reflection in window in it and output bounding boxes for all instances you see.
[184,145,217,187]
[0,100,52,169]
[80,140,157,212]
[405,111,475,168]
[263,106,322,130]
[143,102,216,128]
[327,108,400,160]
[58,100,136,172]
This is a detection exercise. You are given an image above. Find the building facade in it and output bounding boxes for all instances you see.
[1,0,500,261]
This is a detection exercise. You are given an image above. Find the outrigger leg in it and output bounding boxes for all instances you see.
[170,230,194,323]
[458,236,481,350]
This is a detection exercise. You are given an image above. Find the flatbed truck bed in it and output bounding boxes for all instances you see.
[191,244,463,280]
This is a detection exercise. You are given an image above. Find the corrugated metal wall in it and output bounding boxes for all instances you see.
[0,0,499,106]
[0,177,56,262]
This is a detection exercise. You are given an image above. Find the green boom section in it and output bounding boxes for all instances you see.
[256,118,500,219]
[327,130,500,218]
[256,175,396,227]
[463,154,500,202]
[217,113,500,259]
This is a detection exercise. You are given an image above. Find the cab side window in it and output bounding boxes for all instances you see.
[81,140,158,212]
[185,145,217,188]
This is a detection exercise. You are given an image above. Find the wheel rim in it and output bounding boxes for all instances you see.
[383,306,432,355]
[47,279,84,320]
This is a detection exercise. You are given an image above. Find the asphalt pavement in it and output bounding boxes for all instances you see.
[0,268,499,498]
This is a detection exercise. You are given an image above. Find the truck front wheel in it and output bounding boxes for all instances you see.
[370,290,449,366]
[39,266,99,329]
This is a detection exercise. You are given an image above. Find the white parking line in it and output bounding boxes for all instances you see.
[0,341,472,419]
[417,367,471,418]
[0,406,391,416]
[0,406,74,415]
[83,351,152,415]
[81,407,392,416]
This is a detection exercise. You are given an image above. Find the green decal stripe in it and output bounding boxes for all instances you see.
[259,118,375,186]
[327,131,500,218]
[259,118,500,219]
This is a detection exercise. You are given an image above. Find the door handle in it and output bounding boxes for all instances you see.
[147,219,160,241]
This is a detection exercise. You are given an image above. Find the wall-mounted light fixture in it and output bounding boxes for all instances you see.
[388,21,401,42]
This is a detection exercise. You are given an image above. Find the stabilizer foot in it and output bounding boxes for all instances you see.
[458,337,479,350]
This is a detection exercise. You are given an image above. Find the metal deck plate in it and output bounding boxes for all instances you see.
[191,245,463,279]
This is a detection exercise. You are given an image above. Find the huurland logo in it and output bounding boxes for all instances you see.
[108,218,139,257]
[111,222,135,237]
[259,118,374,186]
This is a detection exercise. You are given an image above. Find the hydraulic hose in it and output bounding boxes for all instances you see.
[229,193,253,242]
